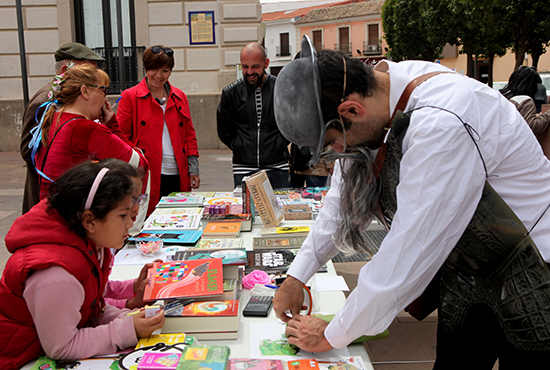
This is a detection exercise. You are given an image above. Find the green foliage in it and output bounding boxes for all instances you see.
[382,0,454,61]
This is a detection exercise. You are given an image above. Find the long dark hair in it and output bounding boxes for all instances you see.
[48,159,138,237]
[500,66,539,100]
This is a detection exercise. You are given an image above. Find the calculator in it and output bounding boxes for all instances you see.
[242,295,273,317]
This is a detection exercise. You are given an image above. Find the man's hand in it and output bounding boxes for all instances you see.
[132,309,165,338]
[190,175,201,189]
[285,315,333,352]
[273,275,306,322]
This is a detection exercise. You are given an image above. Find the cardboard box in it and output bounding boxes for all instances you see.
[245,171,283,227]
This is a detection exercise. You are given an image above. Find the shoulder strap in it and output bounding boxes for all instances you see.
[373,71,453,177]
[36,117,84,184]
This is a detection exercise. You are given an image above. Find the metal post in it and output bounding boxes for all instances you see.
[116,0,125,91]
[16,0,29,106]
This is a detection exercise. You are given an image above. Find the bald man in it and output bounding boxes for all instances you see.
[216,42,290,188]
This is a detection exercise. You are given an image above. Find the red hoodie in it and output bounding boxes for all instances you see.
[0,199,112,369]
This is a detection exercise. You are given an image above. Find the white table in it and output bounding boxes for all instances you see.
[109,217,375,368]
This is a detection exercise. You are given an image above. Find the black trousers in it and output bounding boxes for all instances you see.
[159,174,181,197]
[433,303,550,369]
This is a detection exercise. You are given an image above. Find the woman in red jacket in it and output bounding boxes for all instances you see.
[117,45,200,215]
[34,64,149,200]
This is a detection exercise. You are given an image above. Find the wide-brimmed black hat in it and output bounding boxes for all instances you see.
[54,43,104,62]
[274,36,325,166]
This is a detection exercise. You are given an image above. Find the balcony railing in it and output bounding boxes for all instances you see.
[335,43,352,56]
[363,42,382,55]
[92,46,146,94]
[276,45,292,57]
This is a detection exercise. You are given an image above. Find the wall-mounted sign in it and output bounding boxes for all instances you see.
[189,11,215,45]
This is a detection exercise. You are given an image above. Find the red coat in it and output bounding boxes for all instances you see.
[0,200,112,369]
[117,78,199,215]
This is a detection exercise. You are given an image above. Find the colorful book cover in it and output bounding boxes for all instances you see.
[143,214,202,231]
[203,221,242,237]
[169,191,216,198]
[204,196,242,205]
[253,236,307,249]
[227,359,283,370]
[177,300,239,317]
[176,346,230,370]
[158,195,205,207]
[152,207,205,216]
[245,249,327,274]
[316,357,370,370]
[136,333,195,349]
[261,226,310,236]
[174,249,247,266]
[194,238,243,250]
[143,259,223,301]
[287,360,319,370]
[129,230,203,244]
[138,352,181,370]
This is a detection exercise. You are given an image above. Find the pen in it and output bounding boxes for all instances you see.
[111,96,122,110]
[265,284,279,289]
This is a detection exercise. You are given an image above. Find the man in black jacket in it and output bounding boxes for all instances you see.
[217,42,289,188]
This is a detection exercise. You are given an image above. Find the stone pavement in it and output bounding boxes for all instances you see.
[0,150,497,370]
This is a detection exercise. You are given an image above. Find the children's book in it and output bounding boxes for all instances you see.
[194,238,243,250]
[253,236,307,250]
[170,191,216,198]
[204,196,242,214]
[136,333,195,349]
[138,352,182,370]
[202,213,252,232]
[287,359,319,370]
[174,248,247,266]
[246,249,327,274]
[316,357,370,370]
[129,230,203,244]
[227,359,284,370]
[176,346,230,370]
[157,195,205,207]
[202,221,242,238]
[143,214,202,231]
[261,226,310,237]
[152,207,205,216]
[143,259,224,301]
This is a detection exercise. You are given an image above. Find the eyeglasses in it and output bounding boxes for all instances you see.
[151,45,174,57]
[131,194,148,208]
[88,85,108,95]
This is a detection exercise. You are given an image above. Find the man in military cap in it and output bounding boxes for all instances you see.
[20,43,104,214]
[272,36,550,368]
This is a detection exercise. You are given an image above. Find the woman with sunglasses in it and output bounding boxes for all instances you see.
[117,45,200,216]
[34,64,149,201]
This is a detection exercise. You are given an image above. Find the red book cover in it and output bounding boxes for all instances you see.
[179,300,239,317]
[143,259,224,301]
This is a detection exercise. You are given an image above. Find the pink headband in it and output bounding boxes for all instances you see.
[84,167,109,211]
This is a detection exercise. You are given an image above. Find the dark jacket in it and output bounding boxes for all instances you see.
[217,75,289,167]
[0,199,112,369]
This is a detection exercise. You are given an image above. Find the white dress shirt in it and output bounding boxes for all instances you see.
[287,60,550,349]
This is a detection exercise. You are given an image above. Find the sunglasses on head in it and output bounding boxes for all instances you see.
[151,45,174,57]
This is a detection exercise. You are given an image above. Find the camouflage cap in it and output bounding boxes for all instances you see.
[54,42,104,62]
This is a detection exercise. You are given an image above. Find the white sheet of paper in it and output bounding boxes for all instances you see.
[315,275,350,292]
[249,322,350,360]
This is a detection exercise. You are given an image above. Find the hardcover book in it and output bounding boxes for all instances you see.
[143,214,202,231]
[138,352,181,370]
[246,249,327,274]
[173,249,247,266]
[157,195,205,207]
[287,360,319,370]
[143,259,224,301]
[176,346,230,370]
[245,170,283,227]
[317,357,370,370]
[260,226,310,237]
[253,236,307,249]
[283,204,312,220]
[152,207,205,216]
[202,214,252,232]
[129,230,203,244]
[194,238,243,250]
[202,221,242,238]
[228,359,283,370]
[136,333,195,349]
